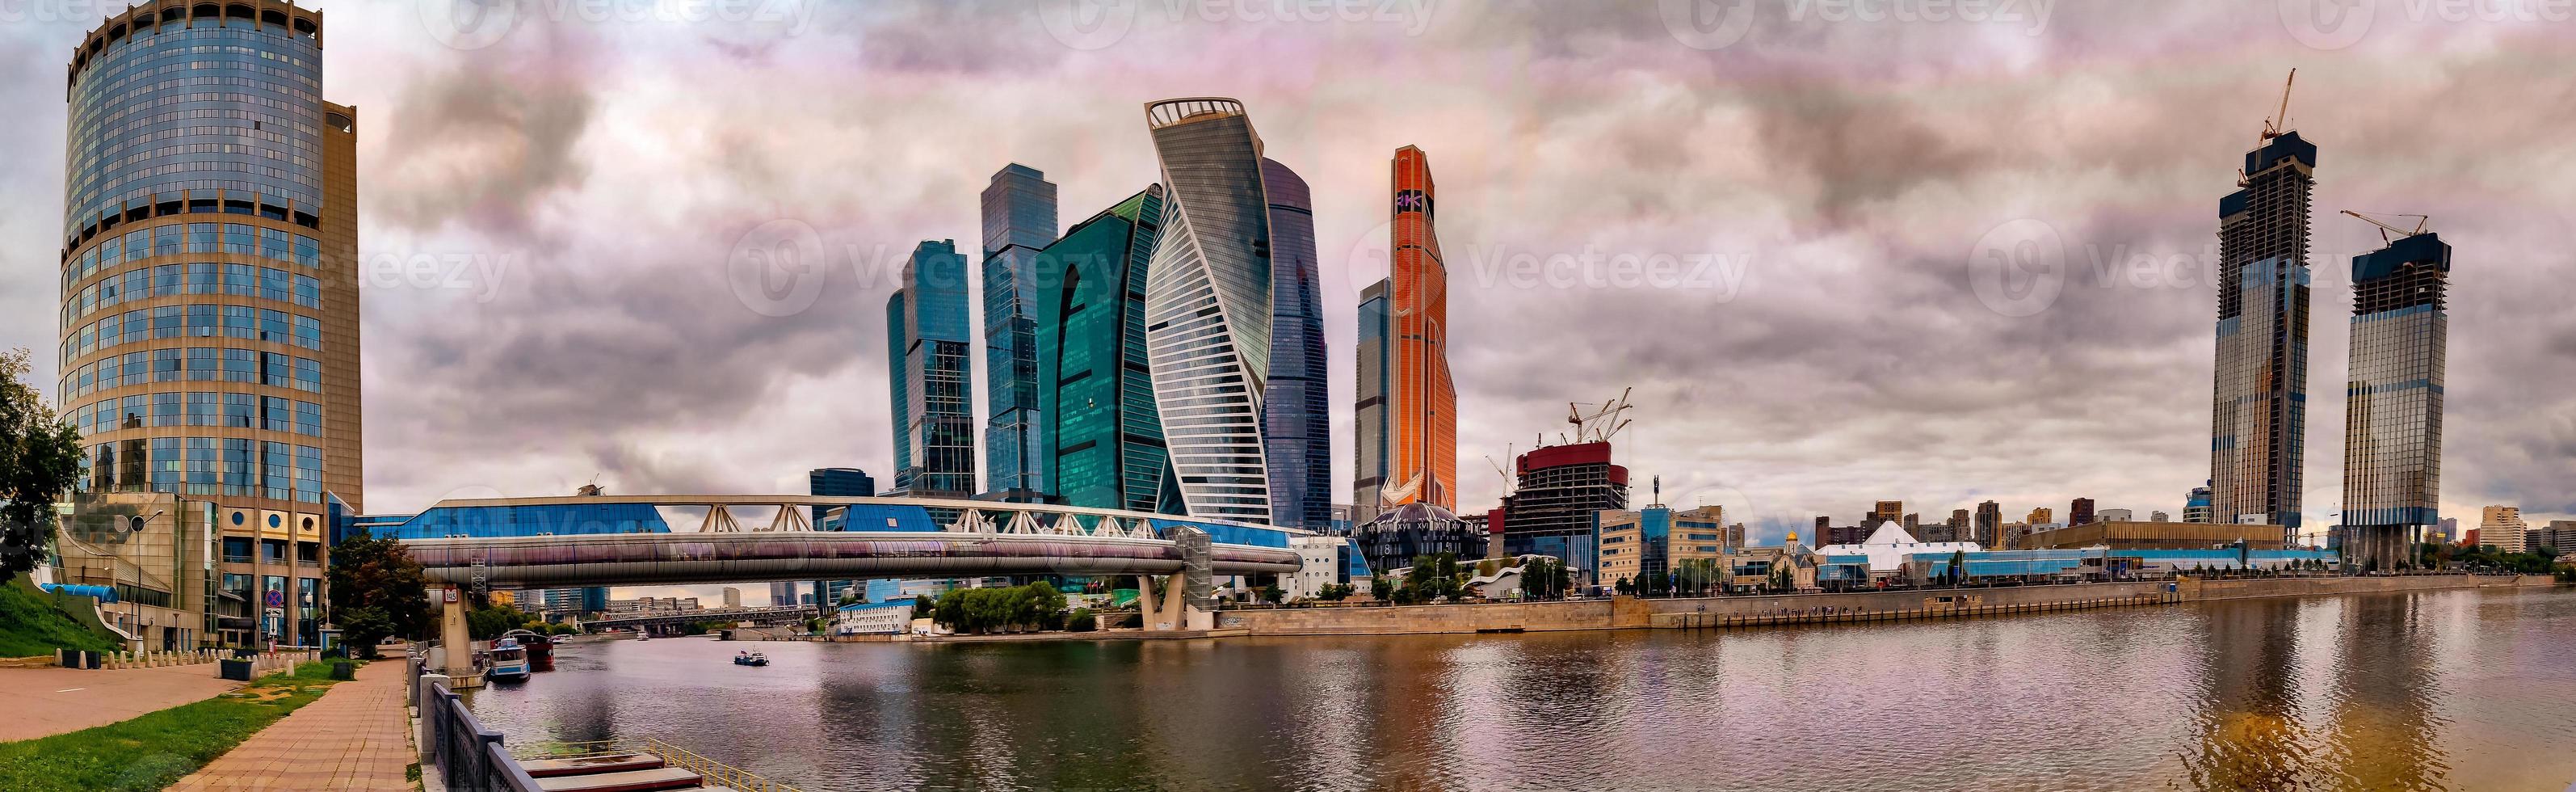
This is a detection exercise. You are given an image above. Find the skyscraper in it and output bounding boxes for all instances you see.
[1381,145,1459,511]
[1260,158,1330,529]
[981,165,1058,499]
[1352,280,1392,511]
[2212,124,2318,539]
[888,240,976,498]
[1036,186,1182,514]
[808,467,876,603]
[59,2,359,647]
[2339,229,2449,570]
[1974,500,2002,547]
[1141,98,1273,522]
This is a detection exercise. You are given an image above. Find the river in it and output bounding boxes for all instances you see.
[464,587,2576,791]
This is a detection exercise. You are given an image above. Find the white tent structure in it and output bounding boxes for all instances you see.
[1813,523,1983,574]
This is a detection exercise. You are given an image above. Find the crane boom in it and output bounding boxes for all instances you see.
[2340,209,2431,243]
[2262,69,2297,141]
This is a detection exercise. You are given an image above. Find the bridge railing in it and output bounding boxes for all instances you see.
[412,655,543,792]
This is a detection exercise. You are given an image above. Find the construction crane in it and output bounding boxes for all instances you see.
[2261,69,2297,141]
[2341,209,2431,243]
[1565,387,1636,445]
[1485,444,1517,495]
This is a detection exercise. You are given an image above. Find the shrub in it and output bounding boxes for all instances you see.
[1066,608,1098,633]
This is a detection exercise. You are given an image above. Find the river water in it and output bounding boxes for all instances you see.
[464,587,2576,791]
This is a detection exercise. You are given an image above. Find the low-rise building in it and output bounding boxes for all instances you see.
[833,600,915,635]
[1597,505,1726,587]
[1284,535,1371,601]
[49,492,229,651]
[2019,520,2288,551]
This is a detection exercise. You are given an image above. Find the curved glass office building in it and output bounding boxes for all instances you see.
[1141,98,1274,523]
[58,0,361,647]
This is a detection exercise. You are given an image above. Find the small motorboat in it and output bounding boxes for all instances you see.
[486,638,533,682]
[732,651,769,667]
[499,629,555,672]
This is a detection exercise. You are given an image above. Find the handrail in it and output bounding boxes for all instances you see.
[641,735,805,792]
[414,658,543,792]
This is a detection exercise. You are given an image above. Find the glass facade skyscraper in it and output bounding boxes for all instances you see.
[58,1,357,648]
[1383,145,1458,510]
[2211,130,2315,539]
[981,165,1058,499]
[888,240,976,498]
[1259,158,1330,530]
[2339,231,2449,569]
[1141,98,1274,523]
[1351,280,1392,511]
[1036,187,1183,514]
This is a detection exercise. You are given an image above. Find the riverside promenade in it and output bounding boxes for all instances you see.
[0,664,242,742]
[167,661,414,791]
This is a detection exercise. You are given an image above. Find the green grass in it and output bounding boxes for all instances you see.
[0,661,349,791]
[0,577,120,657]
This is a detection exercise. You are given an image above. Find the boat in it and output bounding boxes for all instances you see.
[498,629,555,672]
[732,651,768,667]
[486,638,533,682]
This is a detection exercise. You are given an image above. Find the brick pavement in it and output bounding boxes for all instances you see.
[0,663,242,742]
[167,660,414,791]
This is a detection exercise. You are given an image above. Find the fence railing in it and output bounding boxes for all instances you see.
[413,656,542,792]
[642,735,805,792]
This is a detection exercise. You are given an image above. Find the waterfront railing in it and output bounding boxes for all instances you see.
[412,656,544,792]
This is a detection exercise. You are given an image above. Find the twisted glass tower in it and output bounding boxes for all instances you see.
[1141,98,1273,523]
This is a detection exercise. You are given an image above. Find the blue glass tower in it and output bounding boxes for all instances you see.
[888,240,976,498]
[2339,230,2449,569]
[981,165,1058,499]
[2212,130,2316,539]
[1259,158,1330,530]
[1352,280,1391,512]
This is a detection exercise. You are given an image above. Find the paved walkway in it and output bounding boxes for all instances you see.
[169,660,414,791]
[0,663,242,742]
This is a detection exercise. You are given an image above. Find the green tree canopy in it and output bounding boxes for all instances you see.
[325,528,433,655]
[0,349,84,585]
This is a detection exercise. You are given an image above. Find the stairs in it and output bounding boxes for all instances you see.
[515,745,789,792]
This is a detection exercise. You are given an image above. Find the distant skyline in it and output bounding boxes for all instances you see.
[5,2,2572,604]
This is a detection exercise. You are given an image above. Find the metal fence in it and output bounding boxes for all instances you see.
[412,656,542,792]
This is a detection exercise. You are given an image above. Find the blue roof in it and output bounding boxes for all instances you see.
[2351,232,2448,282]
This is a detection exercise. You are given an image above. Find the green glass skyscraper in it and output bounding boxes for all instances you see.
[1036,187,1182,513]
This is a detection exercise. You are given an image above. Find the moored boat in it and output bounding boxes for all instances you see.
[486,637,533,682]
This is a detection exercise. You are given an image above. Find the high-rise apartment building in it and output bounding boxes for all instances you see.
[1036,186,1182,514]
[1351,280,1392,509]
[1260,158,1330,529]
[888,240,976,498]
[1376,145,1459,511]
[1871,501,1904,525]
[2027,507,2053,525]
[2069,498,2097,526]
[2477,506,2527,553]
[981,165,1058,498]
[1141,98,1274,522]
[2212,126,2318,539]
[58,2,358,647]
[2339,230,2449,570]
[1973,500,2002,547]
[2184,483,2214,524]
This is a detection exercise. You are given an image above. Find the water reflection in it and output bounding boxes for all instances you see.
[466,588,2576,791]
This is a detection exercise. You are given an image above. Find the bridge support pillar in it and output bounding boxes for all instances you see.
[439,587,473,676]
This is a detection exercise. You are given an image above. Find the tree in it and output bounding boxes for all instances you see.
[1259,583,1284,605]
[326,528,434,656]
[467,603,540,640]
[1317,583,1353,602]
[0,348,84,586]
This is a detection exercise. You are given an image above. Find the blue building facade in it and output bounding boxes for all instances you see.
[981,165,1058,499]
[1259,158,1331,530]
[889,240,977,497]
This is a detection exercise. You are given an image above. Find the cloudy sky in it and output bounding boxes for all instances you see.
[5,1,2572,600]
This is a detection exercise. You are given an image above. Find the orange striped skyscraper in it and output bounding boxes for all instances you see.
[1381,145,1457,509]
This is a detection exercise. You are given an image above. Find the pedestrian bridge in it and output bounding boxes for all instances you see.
[357,495,1313,589]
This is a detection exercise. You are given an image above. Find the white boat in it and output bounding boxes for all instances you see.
[486,638,532,682]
